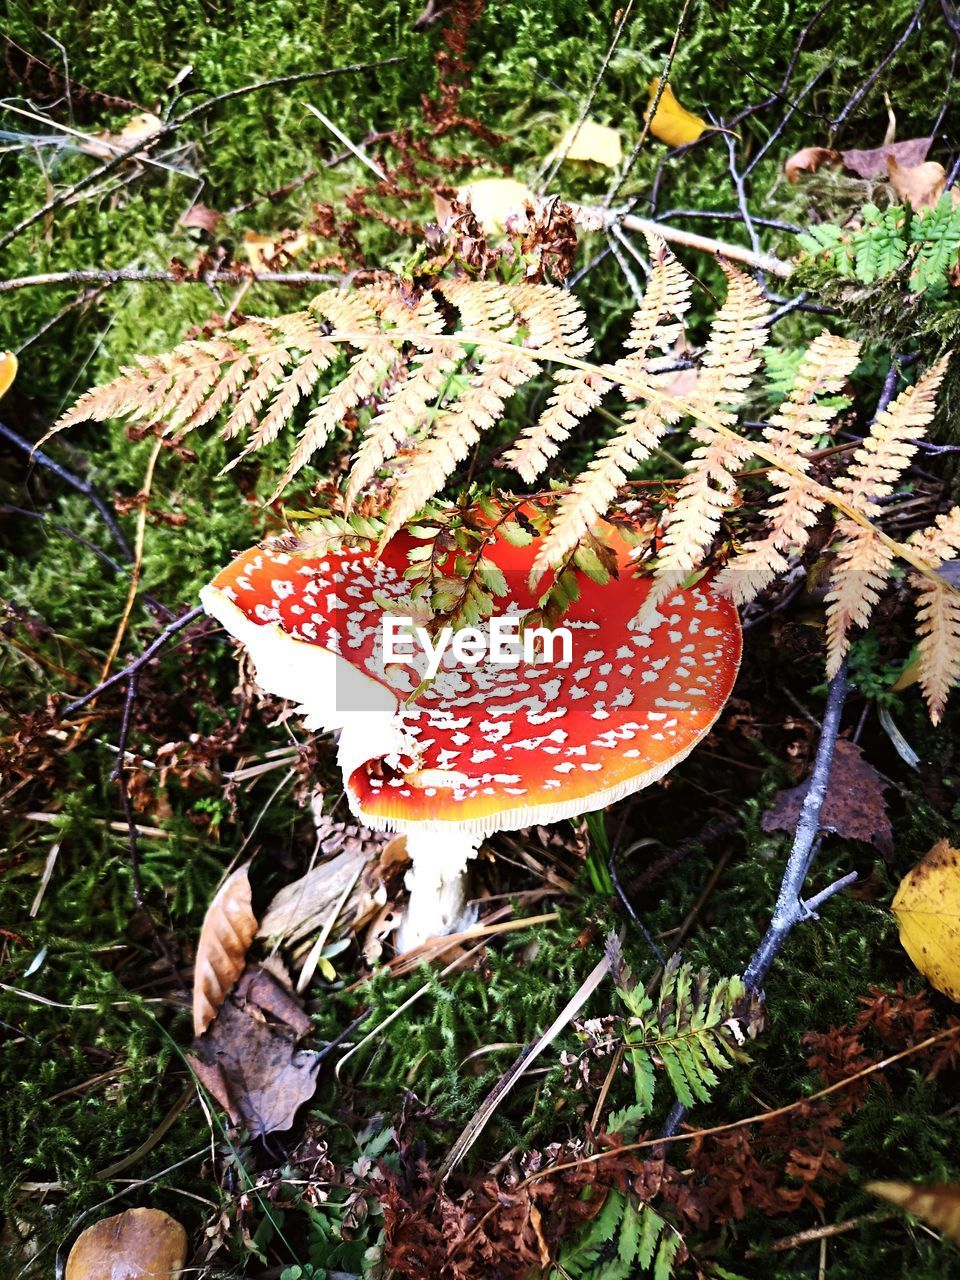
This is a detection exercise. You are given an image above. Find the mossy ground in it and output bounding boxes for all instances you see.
[2,1,960,1276]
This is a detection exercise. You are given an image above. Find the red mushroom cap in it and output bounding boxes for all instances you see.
[201,527,741,836]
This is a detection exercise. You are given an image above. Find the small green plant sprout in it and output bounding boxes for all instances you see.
[605,936,753,1128]
[554,940,754,1279]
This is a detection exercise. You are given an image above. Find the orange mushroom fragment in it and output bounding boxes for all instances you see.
[201,525,741,950]
[65,1207,187,1280]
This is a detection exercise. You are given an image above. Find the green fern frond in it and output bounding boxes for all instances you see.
[607,942,750,1118]
[910,194,960,294]
[552,1192,684,1280]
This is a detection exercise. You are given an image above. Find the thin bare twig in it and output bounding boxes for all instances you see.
[610,842,667,966]
[655,208,804,235]
[585,207,794,278]
[0,57,405,255]
[538,0,636,192]
[660,659,851,1139]
[727,1,832,129]
[15,284,111,352]
[604,0,694,207]
[0,417,132,557]
[745,1213,893,1258]
[61,606,206,716]
[832,0,929,133]
[0,268,343,294]
[723,132,766,287]
[0,505,126,575]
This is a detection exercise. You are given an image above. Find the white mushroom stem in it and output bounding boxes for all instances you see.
[396,829,481,953]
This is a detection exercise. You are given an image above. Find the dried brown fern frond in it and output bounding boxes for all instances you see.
[636,264,770,618]
[343,346,461,511]
[908,508,960,724]
[825,356,949,675]
[374,281,595,543]
[52,259,959,720]
[50,277,597,521]
[222,313,340,460]
[274,288,447,494]
[715,332,862,605]
[54,320,273,438]
[527,237,693,575]
[504,233,688,489]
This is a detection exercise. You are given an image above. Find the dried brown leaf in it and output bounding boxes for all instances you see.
[762,739,892,856]
[868,1180,960,1243]
[180,203,223,233]
[258,848,371,947]
[784,146,842,183]
[887,155,947,210]
[190,965,321,1136]
[193,865,258,1036]
[841,136,932,179]
[785,138,935,185]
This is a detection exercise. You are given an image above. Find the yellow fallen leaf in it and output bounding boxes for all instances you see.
[891,839,960,1000]
[645,79,708,147]
[457,178,536,234]
[890,652,920,692]
[867,1180,960,1243]
[887,155,948,210]
[79,112,163,160]
[559,118,623,168]
[243,230,309,271]
[115,111,164,146]
[0,351,17,401]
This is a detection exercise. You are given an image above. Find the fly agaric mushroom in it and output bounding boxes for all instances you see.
[65,1207,187,1280]
[201,526,741,950]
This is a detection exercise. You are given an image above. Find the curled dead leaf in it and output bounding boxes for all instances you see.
[784,146,842,183]
[785,136,941,192]
[192,864,258,1035]
[180,203,223,234]
[258,848,369,948]
[841,136,932,179]
[65,1208,187,1280]
[892,840,960,1000]
[868,1180,960,1243]
[258,831,409,952]
[190,965,321,1136]
[887,155,947,210]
